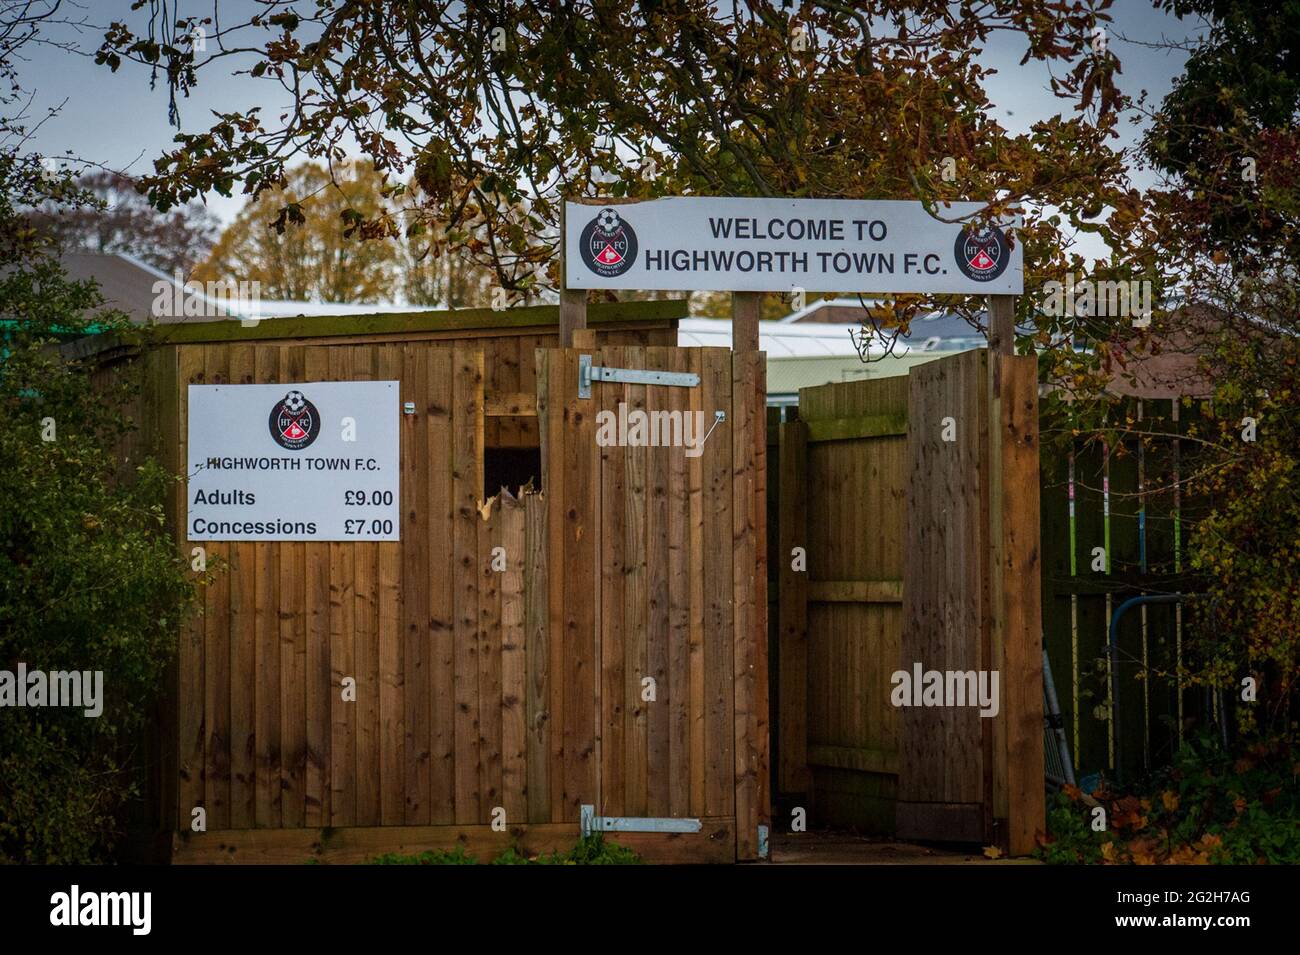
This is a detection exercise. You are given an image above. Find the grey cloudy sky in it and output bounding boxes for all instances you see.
[18,0,1205,227]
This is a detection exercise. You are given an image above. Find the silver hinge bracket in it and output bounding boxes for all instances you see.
[579,804,703,836]
[578,353,700,399]
[757,824,770,859]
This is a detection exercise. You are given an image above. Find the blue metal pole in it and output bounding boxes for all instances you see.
[1109,593,1187,786]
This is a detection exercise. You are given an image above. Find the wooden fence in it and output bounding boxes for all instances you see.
[137,340,763,863]
[775,374,908,832]
[776,348,1044,854]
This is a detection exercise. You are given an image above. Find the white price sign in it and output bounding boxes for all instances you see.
[564,197,1023,295]
[186,381,400,541]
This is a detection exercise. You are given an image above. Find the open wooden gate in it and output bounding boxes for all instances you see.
[775,348,1043,855]
[536,345,769,861]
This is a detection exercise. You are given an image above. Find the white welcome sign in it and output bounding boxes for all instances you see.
[564,197,1022,295]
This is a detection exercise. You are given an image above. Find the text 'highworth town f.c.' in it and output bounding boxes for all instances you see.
[565,197,1023,295]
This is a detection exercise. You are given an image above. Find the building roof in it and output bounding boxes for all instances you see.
[59,251,432,324]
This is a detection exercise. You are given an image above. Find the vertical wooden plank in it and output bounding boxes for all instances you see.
[501,494,528,824]
[561,347,598,819]
[279,346,307,829]
[541,347,567,822]
[178,346,209,830]
[478,498,504,820]
[687,348,708,817]
[622,346,649,816]
[599,345,628,816]
[667,347,692,817]
[253,345,282,829]
[732,348,765,859]
[703,349,735,820]
[996,353,1045,856]
[328,347,357,827]
[226,343,256,829]
[428,348,456,825]
[778,418,810,794]
[402,345,431,826]
[377,345,405,825]
[517,335,541,449]
[304,347,332,828]
[752,354,770,849]
[978,352,996,844]
[645,346,671,816]
[452,346,484,824]
[352,347,381,827]
[524,490,551,823]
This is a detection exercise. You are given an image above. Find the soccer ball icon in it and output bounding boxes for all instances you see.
[597,208,621,232]
[284,390,307,413]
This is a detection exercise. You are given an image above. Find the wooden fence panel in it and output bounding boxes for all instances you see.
[781,349,1043,854]
[535,345,750,856]
[173,342,502,836]
[786,374,908,832]
[897,350,987,841]
[164,339,751,862]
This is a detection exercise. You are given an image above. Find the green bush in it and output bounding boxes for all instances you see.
[1038,735,1300,864]
[0,257,197,862]
[369,846,478,865]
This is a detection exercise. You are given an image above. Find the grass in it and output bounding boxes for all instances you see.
[366,834,643,866]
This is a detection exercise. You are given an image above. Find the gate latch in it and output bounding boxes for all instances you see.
[580,804,703,836]
[578,354,700,399]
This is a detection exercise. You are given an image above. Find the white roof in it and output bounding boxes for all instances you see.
[114,251,426,321]
[678,317,867,357]
[675,316,969,358]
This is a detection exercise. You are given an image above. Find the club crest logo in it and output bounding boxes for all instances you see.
[579,207,638,278]
[953,224,1011,282]
[269,390,320,450]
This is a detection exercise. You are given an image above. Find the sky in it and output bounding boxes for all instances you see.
[16,0,1206,230]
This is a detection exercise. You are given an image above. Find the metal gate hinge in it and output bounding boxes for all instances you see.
[578,354,701,399]
[580,804,703,836]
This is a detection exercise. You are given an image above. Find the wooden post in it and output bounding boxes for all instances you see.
[986,295,1016,358]
[987,351,1044,855]
[559,202,587,347]
[777,416,810,798]
[732,291,762,353]
[727,288,769,859]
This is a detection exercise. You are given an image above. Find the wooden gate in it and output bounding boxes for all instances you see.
[536,345,769,861]
[775,348,1043,855]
